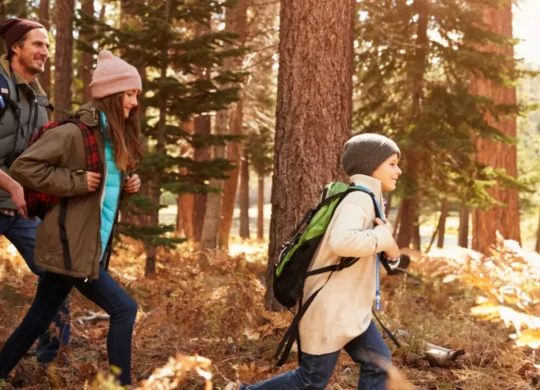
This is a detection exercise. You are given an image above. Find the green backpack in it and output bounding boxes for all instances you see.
[272,182,400,366]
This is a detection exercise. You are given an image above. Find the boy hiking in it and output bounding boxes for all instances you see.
[229,133,402,390]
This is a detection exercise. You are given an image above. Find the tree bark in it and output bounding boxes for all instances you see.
[54,0,75,121]
[396,0,429,250]
[257,174,264,241]
[239,148,250,239]
[146,0,171,275]
[458,204,469,248]
[38,0,51,95]
[192,114,211,242]
[471,3,520,254]
[219,0,249,249]
[265,0,354,310]
[385,193,392,219]
[177,194,195,240]
[436,199,449,248]
[80,0,94,103]
[200,109,227,254]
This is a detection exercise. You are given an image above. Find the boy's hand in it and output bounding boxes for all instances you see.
[383,242,401,260]
[373,218,393,233]
[87,172,102,192]
[123,174,141,193]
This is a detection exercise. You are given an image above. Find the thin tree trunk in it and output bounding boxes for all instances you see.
[239,148,250,239]
[393,199,403,237]
[219,0,249,249]
[146,0,171,275]
[257,174,264,241]
[200,109,227,255]
[396,0,429,250]
[177,194,195,240]
[200,1,236,252]
[437,199,449,248]
[80,0,94,103]
[458,204,469,248]
[265,0,354,310]
[385,193,392,219]
[426,216,441,253]
[193,114,211,242]
[54,0,75,120]
[38,0,51,95]
[471,3,520,254]
[413,216,421,250]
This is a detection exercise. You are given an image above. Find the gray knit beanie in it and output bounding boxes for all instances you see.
[342,133,400,176]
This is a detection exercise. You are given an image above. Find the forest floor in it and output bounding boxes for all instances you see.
[0,235,539,389]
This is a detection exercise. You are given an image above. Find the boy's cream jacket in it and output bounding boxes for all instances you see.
[299,174,397,355]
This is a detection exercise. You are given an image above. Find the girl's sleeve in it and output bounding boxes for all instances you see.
[328,195,396,258]
[10,126,90,197]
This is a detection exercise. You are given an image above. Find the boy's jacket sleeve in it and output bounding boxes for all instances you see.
[9,125,90,197]
[328,193,396,258]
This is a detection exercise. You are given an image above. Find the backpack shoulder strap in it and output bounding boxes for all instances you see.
[67,119,100,173]
[0,72,20,120]
[0,73,10,95]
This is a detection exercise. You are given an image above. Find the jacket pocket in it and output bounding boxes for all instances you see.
[37,203,63,255]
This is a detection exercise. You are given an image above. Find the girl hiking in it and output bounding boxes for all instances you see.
[228,133,403,390]
[0,50,143,386]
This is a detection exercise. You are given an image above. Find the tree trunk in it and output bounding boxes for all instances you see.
[200,109,227,255]
[385,193,392,219]
[471,3,520,254]
[80,0,94,103]
[413,216,421,250]
[257,174,264,241]
[38,0,51,95]
[393,199,403,237]
[436,199,449,248]
[396,0,429,250]
[200,0,238,252]
[265,0,354,310]
[192,114,211,243]
[177,194,194,240]
[145,0,171,275]
[54,0,75,121]
[219,0,249,249]
[239,148,250,239]
[458,204,469,248]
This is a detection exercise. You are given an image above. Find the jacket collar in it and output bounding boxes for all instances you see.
[349,174,385,214]
[349,174,382,195]
[74,101,100,128]
[1,55,47,97]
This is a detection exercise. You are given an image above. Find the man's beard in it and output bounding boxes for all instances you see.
[20,56,46,76]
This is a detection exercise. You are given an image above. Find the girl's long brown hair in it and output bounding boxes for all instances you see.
[94,92,143,172]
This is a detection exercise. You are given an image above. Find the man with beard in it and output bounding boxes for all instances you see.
[0,18,70,365]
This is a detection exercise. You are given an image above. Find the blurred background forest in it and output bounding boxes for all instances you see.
[1,0,540,389]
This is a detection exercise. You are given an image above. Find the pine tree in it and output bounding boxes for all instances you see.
[354,0,529,251]
[81,0,245,274]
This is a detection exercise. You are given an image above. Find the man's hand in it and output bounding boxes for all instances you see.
[123,174,141,194]
[7,180,27,219]
[87,172,102,192]
[374,217,401,259]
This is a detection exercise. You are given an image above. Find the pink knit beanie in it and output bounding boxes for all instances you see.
[89,50,142,99]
